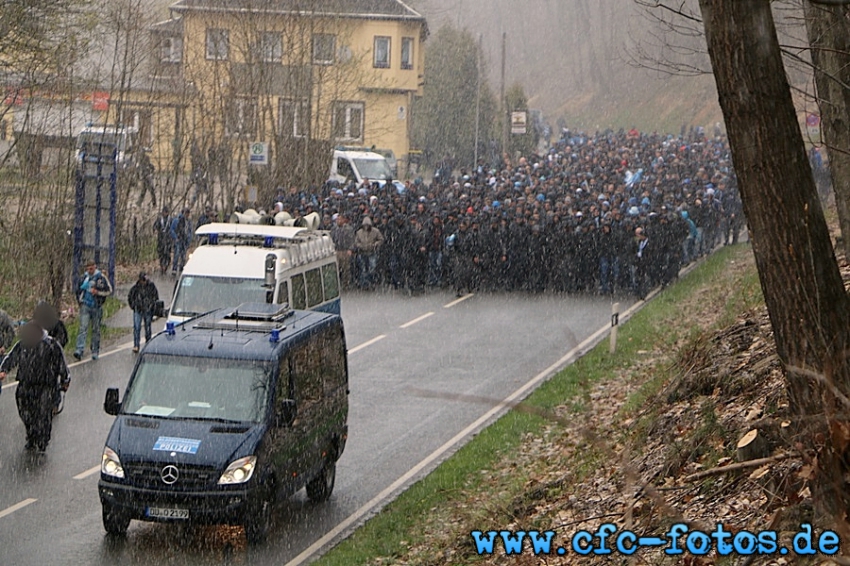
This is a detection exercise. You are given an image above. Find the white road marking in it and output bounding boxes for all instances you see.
[348,335,386,354]
[0,498,37,520]
[73,465,102,480]
[282,272,689,566]
[399,312,434,329]
[283,295,656,566]
[444,293,474,308]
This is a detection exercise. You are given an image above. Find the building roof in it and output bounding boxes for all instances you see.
[169,0,425,22]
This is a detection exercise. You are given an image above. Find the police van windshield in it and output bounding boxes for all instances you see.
[122,354,270,423]
[172,276,268,318]
[353,158,392,180]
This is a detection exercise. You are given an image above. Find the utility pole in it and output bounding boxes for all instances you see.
[500,32,508,161]
[474,34,482,169]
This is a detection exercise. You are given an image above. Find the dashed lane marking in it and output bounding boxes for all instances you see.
[0,498,37,520]
[399,312,434,329]
[348,335,387,354]
[443,293,474,308]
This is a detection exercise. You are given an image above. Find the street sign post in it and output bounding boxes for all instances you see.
[806,113,821,139]
[511,111,528,135]
[249,141,268,166]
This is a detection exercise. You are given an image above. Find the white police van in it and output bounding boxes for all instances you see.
[167,223,340,325]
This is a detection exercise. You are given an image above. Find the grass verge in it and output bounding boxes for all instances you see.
[317,244,761,566]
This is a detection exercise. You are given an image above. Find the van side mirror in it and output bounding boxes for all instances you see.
[275,399,297,428]
[104,388,121,416]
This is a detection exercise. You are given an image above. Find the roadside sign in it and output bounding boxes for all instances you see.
[806,113,821,138]
[92,91,110,111]
[249,141,268,166]
[511,112,527,135]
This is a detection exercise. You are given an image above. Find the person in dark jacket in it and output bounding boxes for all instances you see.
[33,301,68,348]
[128,272,160,353]
[153,206,172,275]
[0,309,15,355]
[0,322,69,451]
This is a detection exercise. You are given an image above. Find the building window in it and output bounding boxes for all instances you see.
[332,102,364,142]
[160,36,182,63]
[373,36,391,69]
[312,34,336,65]
[258,32,282,63]
[206,28,229,60]
[401,37,414,70]
[226,98,257,137]
[279,99,310,138]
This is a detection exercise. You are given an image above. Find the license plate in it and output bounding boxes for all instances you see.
[146,507,189,520]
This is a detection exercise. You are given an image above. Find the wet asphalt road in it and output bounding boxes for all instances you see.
[0,289,630,565]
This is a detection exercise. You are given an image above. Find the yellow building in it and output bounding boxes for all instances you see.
[147,0,428,183]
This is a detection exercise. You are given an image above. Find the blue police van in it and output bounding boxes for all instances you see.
[98,303,348,543]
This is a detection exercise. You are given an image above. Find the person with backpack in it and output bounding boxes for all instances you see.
[0,322,70,451]
[73,260,112,361]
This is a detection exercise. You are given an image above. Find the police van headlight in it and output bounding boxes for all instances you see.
[101,447,125,479]
[218,456,257,485]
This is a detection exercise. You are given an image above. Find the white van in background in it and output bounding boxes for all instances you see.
[167,223,340,324]
[76,124,139,170]
[329,148,395,187]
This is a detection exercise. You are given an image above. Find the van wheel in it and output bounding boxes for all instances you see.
[244,479,274,545]
[306,460,336,503]
[102,503,130,536]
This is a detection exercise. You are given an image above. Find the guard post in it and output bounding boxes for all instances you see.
[610,302,620,354]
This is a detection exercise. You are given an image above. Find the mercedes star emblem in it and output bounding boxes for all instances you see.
[161,464,179,485]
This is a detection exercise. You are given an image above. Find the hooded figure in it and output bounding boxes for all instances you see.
[353,217,384,289]
[0,322,69,451]
[33,301,68,348]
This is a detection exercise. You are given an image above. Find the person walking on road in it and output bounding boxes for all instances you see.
[0,322,70,451]
[73,260,112,361]
[32,301,70,414]
[153,206,172,275]
[331,214,355,290]
[128,272,159,353]
[33,301,68,348]
[353,216,383,290]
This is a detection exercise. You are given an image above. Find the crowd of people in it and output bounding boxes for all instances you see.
[149,126,743,299]
[279,127,743,298]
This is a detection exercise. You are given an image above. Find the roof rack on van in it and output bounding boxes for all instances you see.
[194,223,336,267]
[193,303,294,333]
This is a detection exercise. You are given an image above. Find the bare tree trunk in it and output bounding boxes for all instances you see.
[698,0,850,523]
[803,1,850,258]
